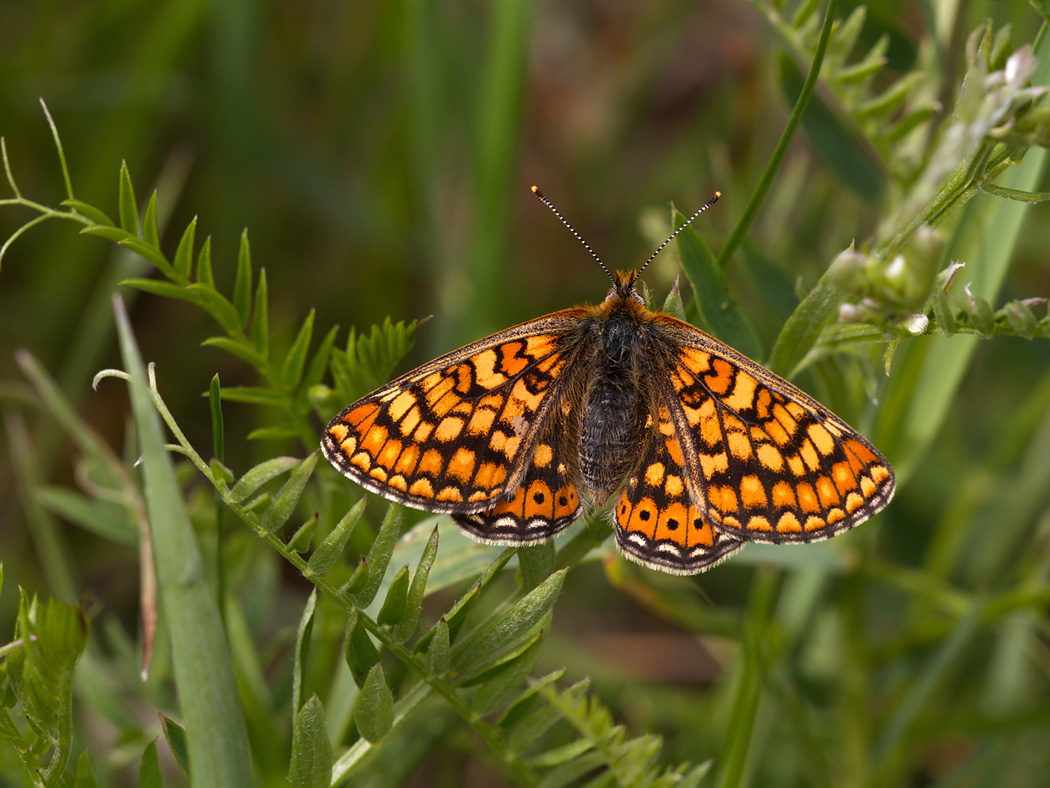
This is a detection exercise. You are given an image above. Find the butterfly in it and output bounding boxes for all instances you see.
[322,188,895,574]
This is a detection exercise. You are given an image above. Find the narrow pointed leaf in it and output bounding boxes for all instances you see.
[291,590,317,733]
[233,229,252,326]
[228,456,301,502]
[305,497,366,576]
[352,504,403,607]
[174,217,198,282]
[209,374,224,462]
[76,750,102,788]
[61,198,113,227]
[196,237,214,287]
[376,566,410,626]
[159,715,190,780]
[468,634,544,716]
[302,324,339,392]
[260,452,318,533]
[344,609,380,688]
[288,695,333,788]
[251,268,269,356]
[426,619,451,676]
[393,525,439,643]
[142,192,160,250]
[118,160,139,236]
[354,664,394,743]
[281,309,316,390]
[118,237,177,277]
[139,740,162,788]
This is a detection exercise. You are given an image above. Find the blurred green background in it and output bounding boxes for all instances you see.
[2,0,1050,786]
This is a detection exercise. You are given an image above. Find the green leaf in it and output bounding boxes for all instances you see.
[288,695,333,788]
[453,569,566,672]
[34,486,136,546]
[61,198,113,227]
[344,608,380,688]
[291,590,317,734]
[228,456,301,502]
[517,541,554,591]
[251,268,269,356]
[196,237,214,287]
[674,208,763,360]
[260,452,318,533]
[186,283,244,334]
[174,217,198,282]
[81,224,134,243]
[393,525,439,643]
[159,715,190,781]
[305,497,367,577]
[200,337,268,369]
[113,297,252,786]
[301,324,339,393]
[467,632,544,716]
[426,619,451,676]
[139,739,162,788]
[281,309,315,391]
[209,374,224,462]
[376,566,410,626]
[765,269,840,377]
[247,424,304,441]
[497,668,565,729]
[233,229,252,327]
[289,514,319,553]
[118,160,139,236]
[142,191,160,249]
[218,386,288,406]
[119,237,175,278]
[354,664,394,743]
[76,750,102,788]
[352,504,404,607]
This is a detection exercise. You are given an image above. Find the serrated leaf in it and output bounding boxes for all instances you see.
[251,268,269,356]
[196,237,214,287]
[281,309,315,391]
[352,504,403,607]
[354,664,394,743]
[288,695,332,788]
[260,452,318,533]
[118,160,139,235]
[174,217,197,282]
[376,566,410,626]
[344,609,381,688]
[233,230,252,326]
[62,198,113,227]
[228,456,301,503]
[393,525,439,643]
[142,191,160,249]
[305,497,367,576]
[139,739,162,788]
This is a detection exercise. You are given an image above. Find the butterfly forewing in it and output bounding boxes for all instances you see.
[652,314,895,543]
[322,311,587,513]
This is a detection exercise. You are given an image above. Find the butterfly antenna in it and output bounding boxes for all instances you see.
[636,191,722,277]
[531,185,615,283]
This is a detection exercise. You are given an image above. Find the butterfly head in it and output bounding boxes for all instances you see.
[609,270,646,306]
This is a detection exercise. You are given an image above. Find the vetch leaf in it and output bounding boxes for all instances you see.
[174,217,197,282]
[251,268,269,356]
[305,497,366,577]
[426,619,451,676]
[291,590,317,733]
[209,374,224,463]
[118,160,139,236]
[159,715,190,781]
[467,633,544,716]
[260,452,318,533]
[352,504,403,607]
[288,695,332,788]
[344,609,380,688]
[196,237,214,287]
[376,565,410,626]
[61,198,113,227]
[139,739,162,788]
[281,309,315,391]
[233,229,252,326]
[354,664,394,743]
[142,191,160,250]
[302,324,339,392]
[393,525,439,643]
[228,456,301,502]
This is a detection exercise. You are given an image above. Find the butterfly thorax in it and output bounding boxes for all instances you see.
[576,273,657,502]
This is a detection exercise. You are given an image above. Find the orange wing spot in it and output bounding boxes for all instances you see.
[704,358,735,395]
[665,474,684,497]
[799,439,820,471]
[417,449,444,477]
[688,509,717,547]
[345,402,380,427]
[678,349,712,375]
[511,379,545,414]
[533,443,553,468]
[826,508,845,525]
[831,462,857,494]
[796,482,820,513]
[655,501,689,542]
[626,496,659,537]
[449,400,473,418]
[845,438,878,470]
[804,516,826,532]
[772,403,798,435]
[665,436,685,468]
[807,422,835,456]
[721,515,742,529]
[698,451,728,478]
[490,485,526,516]
[869,465,891,485]
[474,461,507,490]
[466,407,496,436]
[746,515,772,532]
[815,476,840,507]
[787,454,806,477]
[337,435,357,456]
[399,405,421,436]
[434,416,466,442]
[436,486,463,503]
[472,349,507,389]
[328,423,349,443]
[696,399,720,446]
[740,475,768,508]
[727,431,752,460]
[369,466,388,483]
[388,475,408,492]
[500,342,530,376]
[716,485,739,514]
[412,420,434,442]
[553,486,578,518]
[388,390,416,423]
[844,492,865,513]
[361,425,388,456]
[394,444,420,475]
[776,512,802,533]
[644,461,665,487]
[446,447,477,483]
[771,481,797,509]
[724,371,757,413]
[522,481,554,519]
[424,375,455,409]
[468,490,492,503]
[785,401,807,420]
[350,451,372,472]
[860,476,877,497]
[377,438,402,470]
[658,407,675,436]
[823,421,844,437]
[757,443,784,471]
[754,388,773,419]
[765,418,791,446]
[525,335,556,356]
[408,478,434,498]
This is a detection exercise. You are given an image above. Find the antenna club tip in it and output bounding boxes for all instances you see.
[714,191,722,198]
[530,185,540,194]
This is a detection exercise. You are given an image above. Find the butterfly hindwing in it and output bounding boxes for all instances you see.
[322,311,587,514]
[614,405,745,574]
[652,315,895,544]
